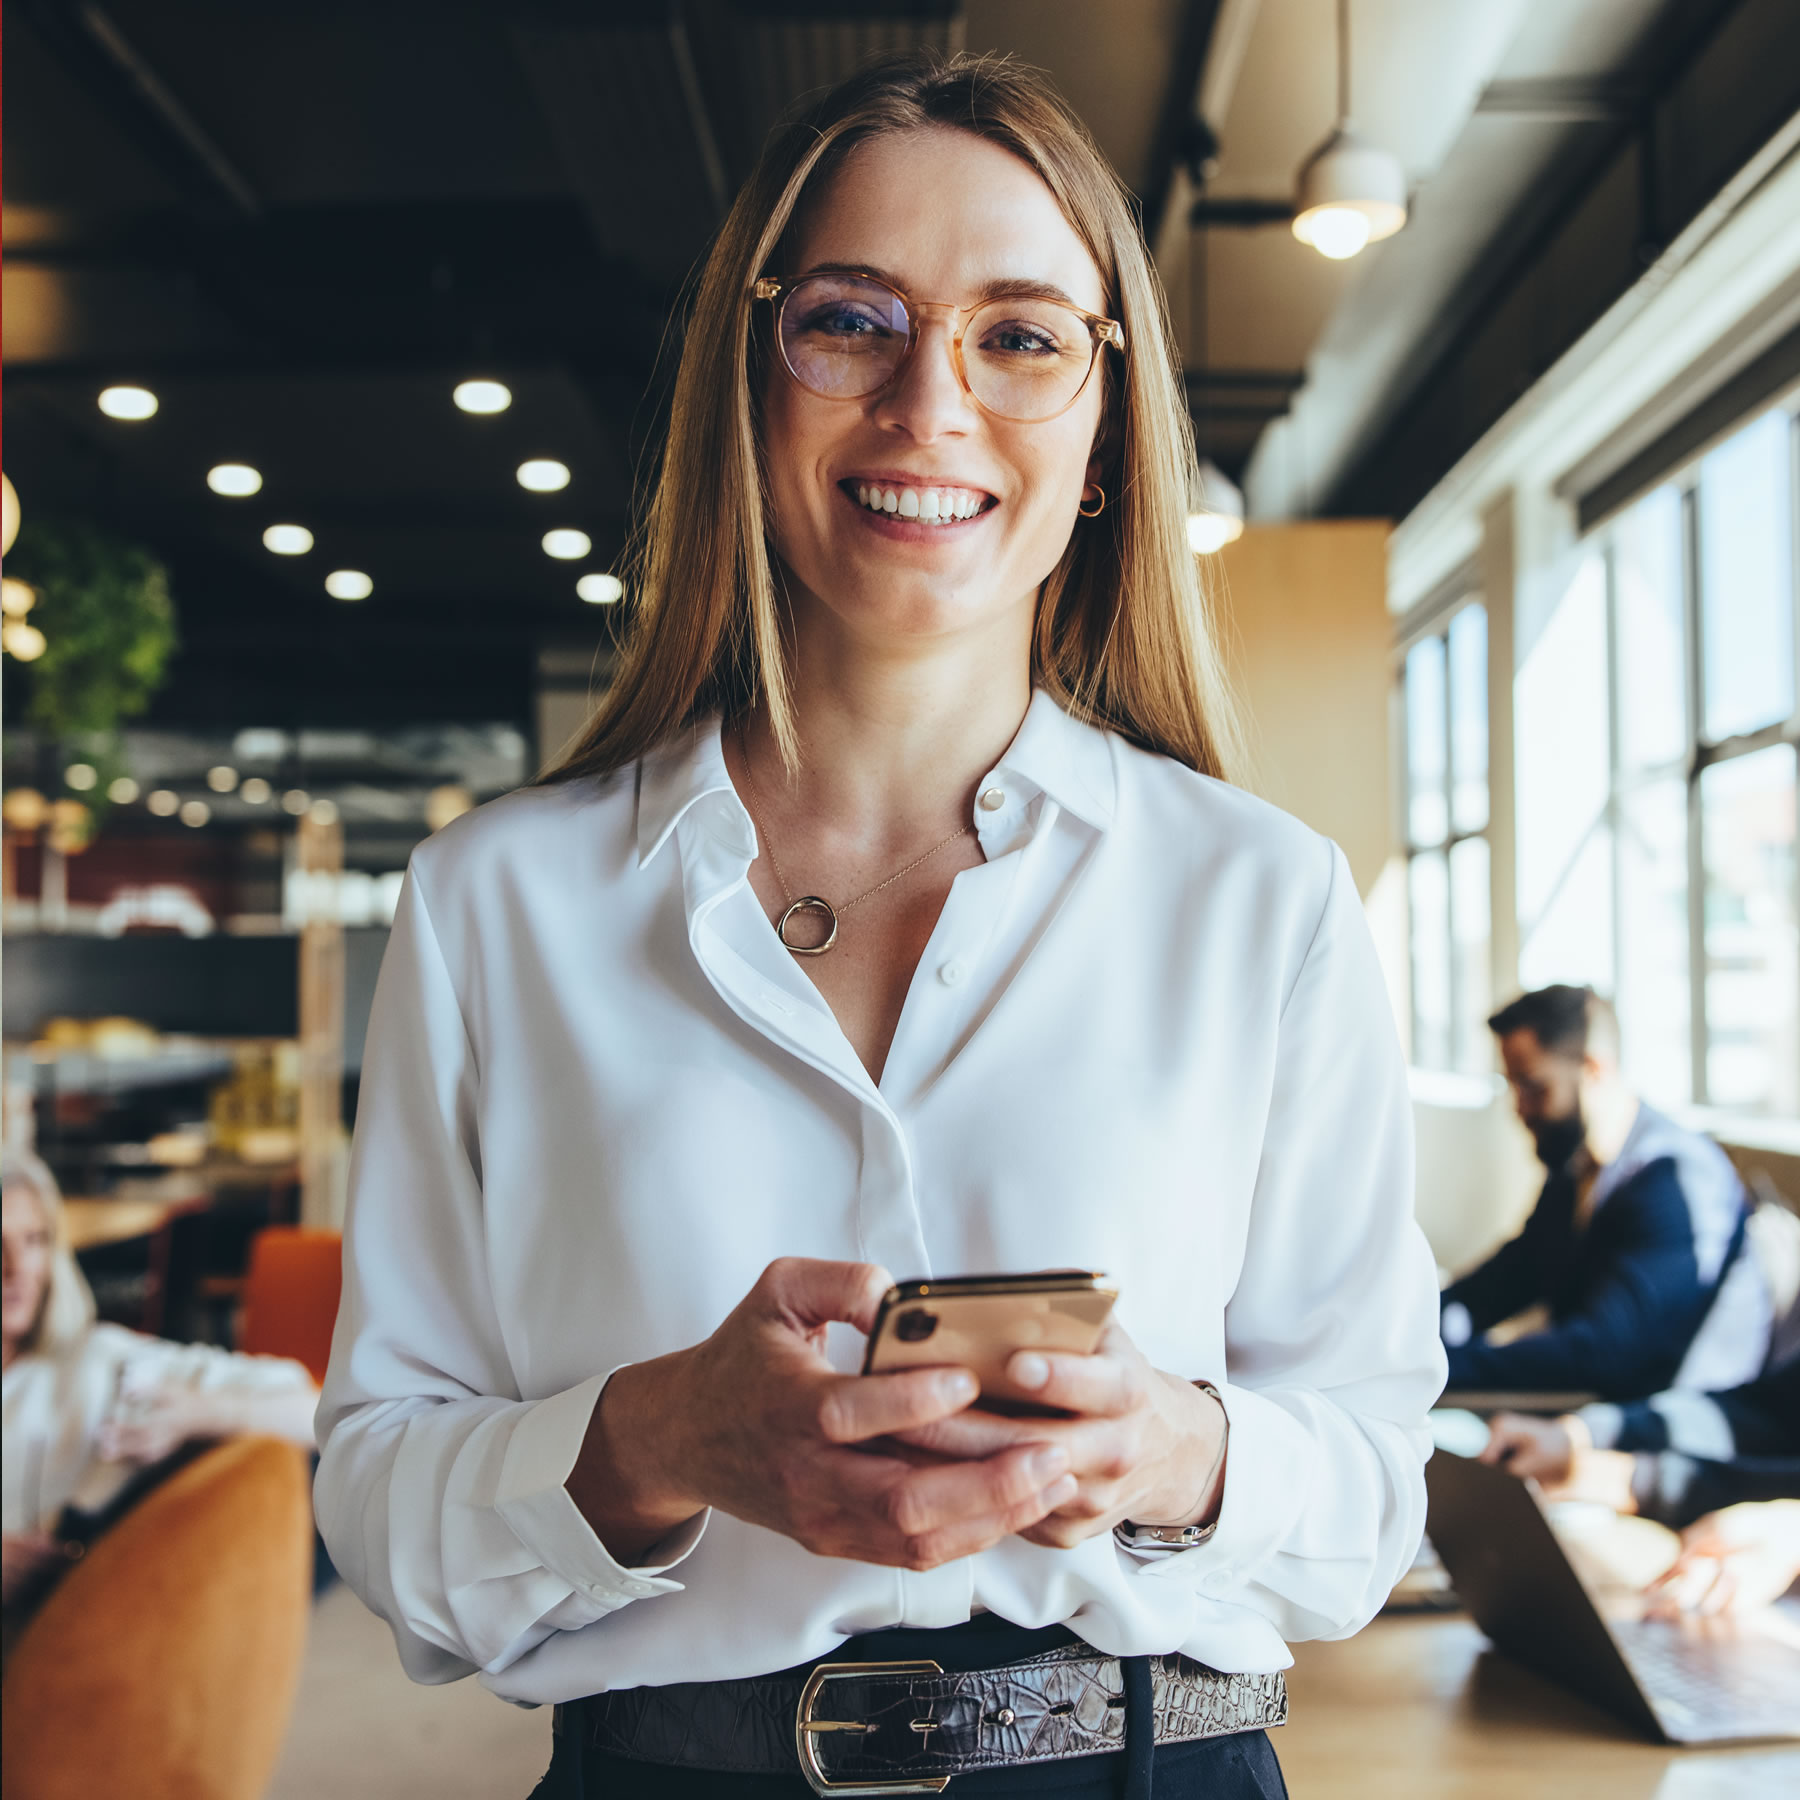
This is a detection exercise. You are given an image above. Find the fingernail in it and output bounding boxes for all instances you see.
[940,1371,977,1405]
[1031,1446,1068,1482]
[1012,1353,1049,1390]
[1045,1475,1078,1505]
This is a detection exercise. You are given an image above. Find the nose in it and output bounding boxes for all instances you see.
[872,309,977,442]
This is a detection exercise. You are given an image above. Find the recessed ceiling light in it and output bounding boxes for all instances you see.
[240,777,272,804]
[454,379,512,415]
[517,459,571,492]
[207,765,239,793]
[147,789,180,817]
[65,763,98,791]
[542,528,591,560]
[98,385,158,420]
[326,569,373,601]
[281,788,311,815]
[108,776,141,804]
[310,798,340,826]
[577,572,625,605]
[263,524,314,555]
[179,799,211,828]
[207,463,263,497]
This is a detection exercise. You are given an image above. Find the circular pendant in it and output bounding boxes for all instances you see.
[777,895,839,956]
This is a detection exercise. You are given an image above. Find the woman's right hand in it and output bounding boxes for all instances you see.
[566,1257,1077,1569]
[1479,1411,1579,1483]
[2,1531,67,1606]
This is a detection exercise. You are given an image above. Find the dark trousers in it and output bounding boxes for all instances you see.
[528,1618,1289,1800]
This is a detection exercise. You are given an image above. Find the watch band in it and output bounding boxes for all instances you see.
[1114,1381,1225,1556]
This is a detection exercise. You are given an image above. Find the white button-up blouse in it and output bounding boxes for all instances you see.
[316,690,1446,1706]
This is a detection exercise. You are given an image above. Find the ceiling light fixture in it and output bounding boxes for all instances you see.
[1292,0,1406,261]
[1,578,35,617]
[98,385,159,420]
[542,529,591,560]
[1,623,47,662]
[207,766,239,793]
[326,570,373,601]
[147,789,180,817]
[208,463,263,496]
[1186,459,1246,555]
[108,777,140,804]
[518,459,571,492]
[577,572,624,605]
[454,379,512,415]
[180,800,211,828]
[281,788,311,815]
[241,777,272,804]
[263,524,314,555]
[65,763,98,792]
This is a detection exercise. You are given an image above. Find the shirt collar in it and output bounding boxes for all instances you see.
[634,689,1117,869]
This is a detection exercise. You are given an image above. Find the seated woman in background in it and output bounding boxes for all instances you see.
[1,1148,319,1616]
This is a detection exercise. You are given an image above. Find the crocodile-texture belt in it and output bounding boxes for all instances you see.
[555,1641,1287,1795]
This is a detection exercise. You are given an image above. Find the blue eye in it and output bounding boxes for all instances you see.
[797,304,894,339]
[982,323,1062,357]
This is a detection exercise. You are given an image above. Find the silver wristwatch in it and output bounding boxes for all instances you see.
[1113,1381,1225,1557]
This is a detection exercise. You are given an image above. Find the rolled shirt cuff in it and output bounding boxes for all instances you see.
[1577,1401,1625,1450]
[494,1370,709,1610]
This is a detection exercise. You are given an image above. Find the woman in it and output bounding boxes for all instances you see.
[316,52,1445,1798]
[2,1150,318,1615]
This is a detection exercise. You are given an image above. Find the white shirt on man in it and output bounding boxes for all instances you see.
[316,690,1446,1705]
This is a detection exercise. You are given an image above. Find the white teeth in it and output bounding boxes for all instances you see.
[852,483,988,524]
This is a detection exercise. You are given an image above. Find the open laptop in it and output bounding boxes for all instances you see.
[1425,1448,1800,1744]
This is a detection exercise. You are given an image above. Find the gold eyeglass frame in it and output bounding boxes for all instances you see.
[754,271,1126,424]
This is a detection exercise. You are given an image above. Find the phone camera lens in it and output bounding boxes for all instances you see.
[895,1308,939,1343]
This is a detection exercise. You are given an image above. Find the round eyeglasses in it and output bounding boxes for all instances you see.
[754,270,1126,424]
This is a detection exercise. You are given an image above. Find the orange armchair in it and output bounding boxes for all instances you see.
[2,1436,314,1800]
[240,1225,343,1384]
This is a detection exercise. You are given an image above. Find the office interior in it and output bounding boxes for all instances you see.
[2,2,1796,1796]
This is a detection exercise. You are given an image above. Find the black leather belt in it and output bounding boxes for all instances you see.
[555,1640,1287,1795]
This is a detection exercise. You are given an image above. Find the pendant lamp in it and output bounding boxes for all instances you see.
[1186,458,1245,555]
[1292,0,1406,260]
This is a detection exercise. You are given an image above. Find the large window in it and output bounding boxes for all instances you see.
[1517,400,1799,1120]
[1403,600,1491,1074]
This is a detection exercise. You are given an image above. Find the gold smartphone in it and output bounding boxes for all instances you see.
[862,1270,1118,1413]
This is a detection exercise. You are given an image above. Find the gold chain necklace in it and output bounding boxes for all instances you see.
[736,725,973,957]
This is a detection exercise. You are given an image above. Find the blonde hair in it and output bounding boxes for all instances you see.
[2,1148,97,1359]
[546,50,1241,783]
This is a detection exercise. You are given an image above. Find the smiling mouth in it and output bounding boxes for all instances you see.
[842,479,995,525]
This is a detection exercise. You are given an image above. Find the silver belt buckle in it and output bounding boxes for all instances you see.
[794,1659,951,1796]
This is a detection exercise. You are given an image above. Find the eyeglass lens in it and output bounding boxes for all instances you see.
[777,274,1099,421]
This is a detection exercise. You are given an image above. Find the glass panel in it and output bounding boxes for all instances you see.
[1519,825,1615,995]
[1406,636,1447,847]
[1614,485,1687,774]
[1449,835,1491,1075]
[1410,850,1451,1071]
[1698,409,1795,743]
[1449,604,1489,834]
[1516,552,1611,927]
[1701,745,1798,1115]
[1616,778,1691,1107]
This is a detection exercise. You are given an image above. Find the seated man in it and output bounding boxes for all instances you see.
[1440,985,1765,1398]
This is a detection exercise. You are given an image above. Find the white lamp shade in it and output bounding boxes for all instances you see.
[1186,458,1245,555]
[1292,128,1406,258]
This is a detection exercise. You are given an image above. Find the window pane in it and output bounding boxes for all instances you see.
[1410,850,1451,1071]
[1449,604,1489,834]
[1701,745,1797,1114]
[1450,835,1491,1075]
[1617,778,1690,1107]
[1519,825,1615,995]
[1516,552,1611,927]
[1406,636,1447,847]
[1615,485,1687,774]
[1698,410,1795,743]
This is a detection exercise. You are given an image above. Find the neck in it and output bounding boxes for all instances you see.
[1,1337,18,1373]
[744,584,1035,843]
[1582,1082,1639,1168]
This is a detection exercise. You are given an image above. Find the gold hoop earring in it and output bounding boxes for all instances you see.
[1078,484,1106,518]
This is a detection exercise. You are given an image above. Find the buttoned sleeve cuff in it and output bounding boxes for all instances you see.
[493,1371,709,1610]
[1129,1382,1311,1597]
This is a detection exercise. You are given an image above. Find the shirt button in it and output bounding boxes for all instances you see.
[978,787,1006,812]
[938,960,966,987]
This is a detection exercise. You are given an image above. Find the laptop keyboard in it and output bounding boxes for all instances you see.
[1619,1622,1800,1738]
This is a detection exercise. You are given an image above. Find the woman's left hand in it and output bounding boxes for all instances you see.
[887,1321,1226,1547]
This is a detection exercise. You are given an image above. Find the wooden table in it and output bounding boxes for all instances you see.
[63,1196,183,1251]
[1275,1613,1798,1798]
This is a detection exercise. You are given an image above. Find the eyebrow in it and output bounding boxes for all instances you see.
[801,262,1094,312]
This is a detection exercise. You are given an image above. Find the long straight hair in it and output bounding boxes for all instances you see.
[3,1148,97,1360]
[546,51,1241,784]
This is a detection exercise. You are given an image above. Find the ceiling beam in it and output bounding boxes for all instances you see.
[1136,0,1226,251]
